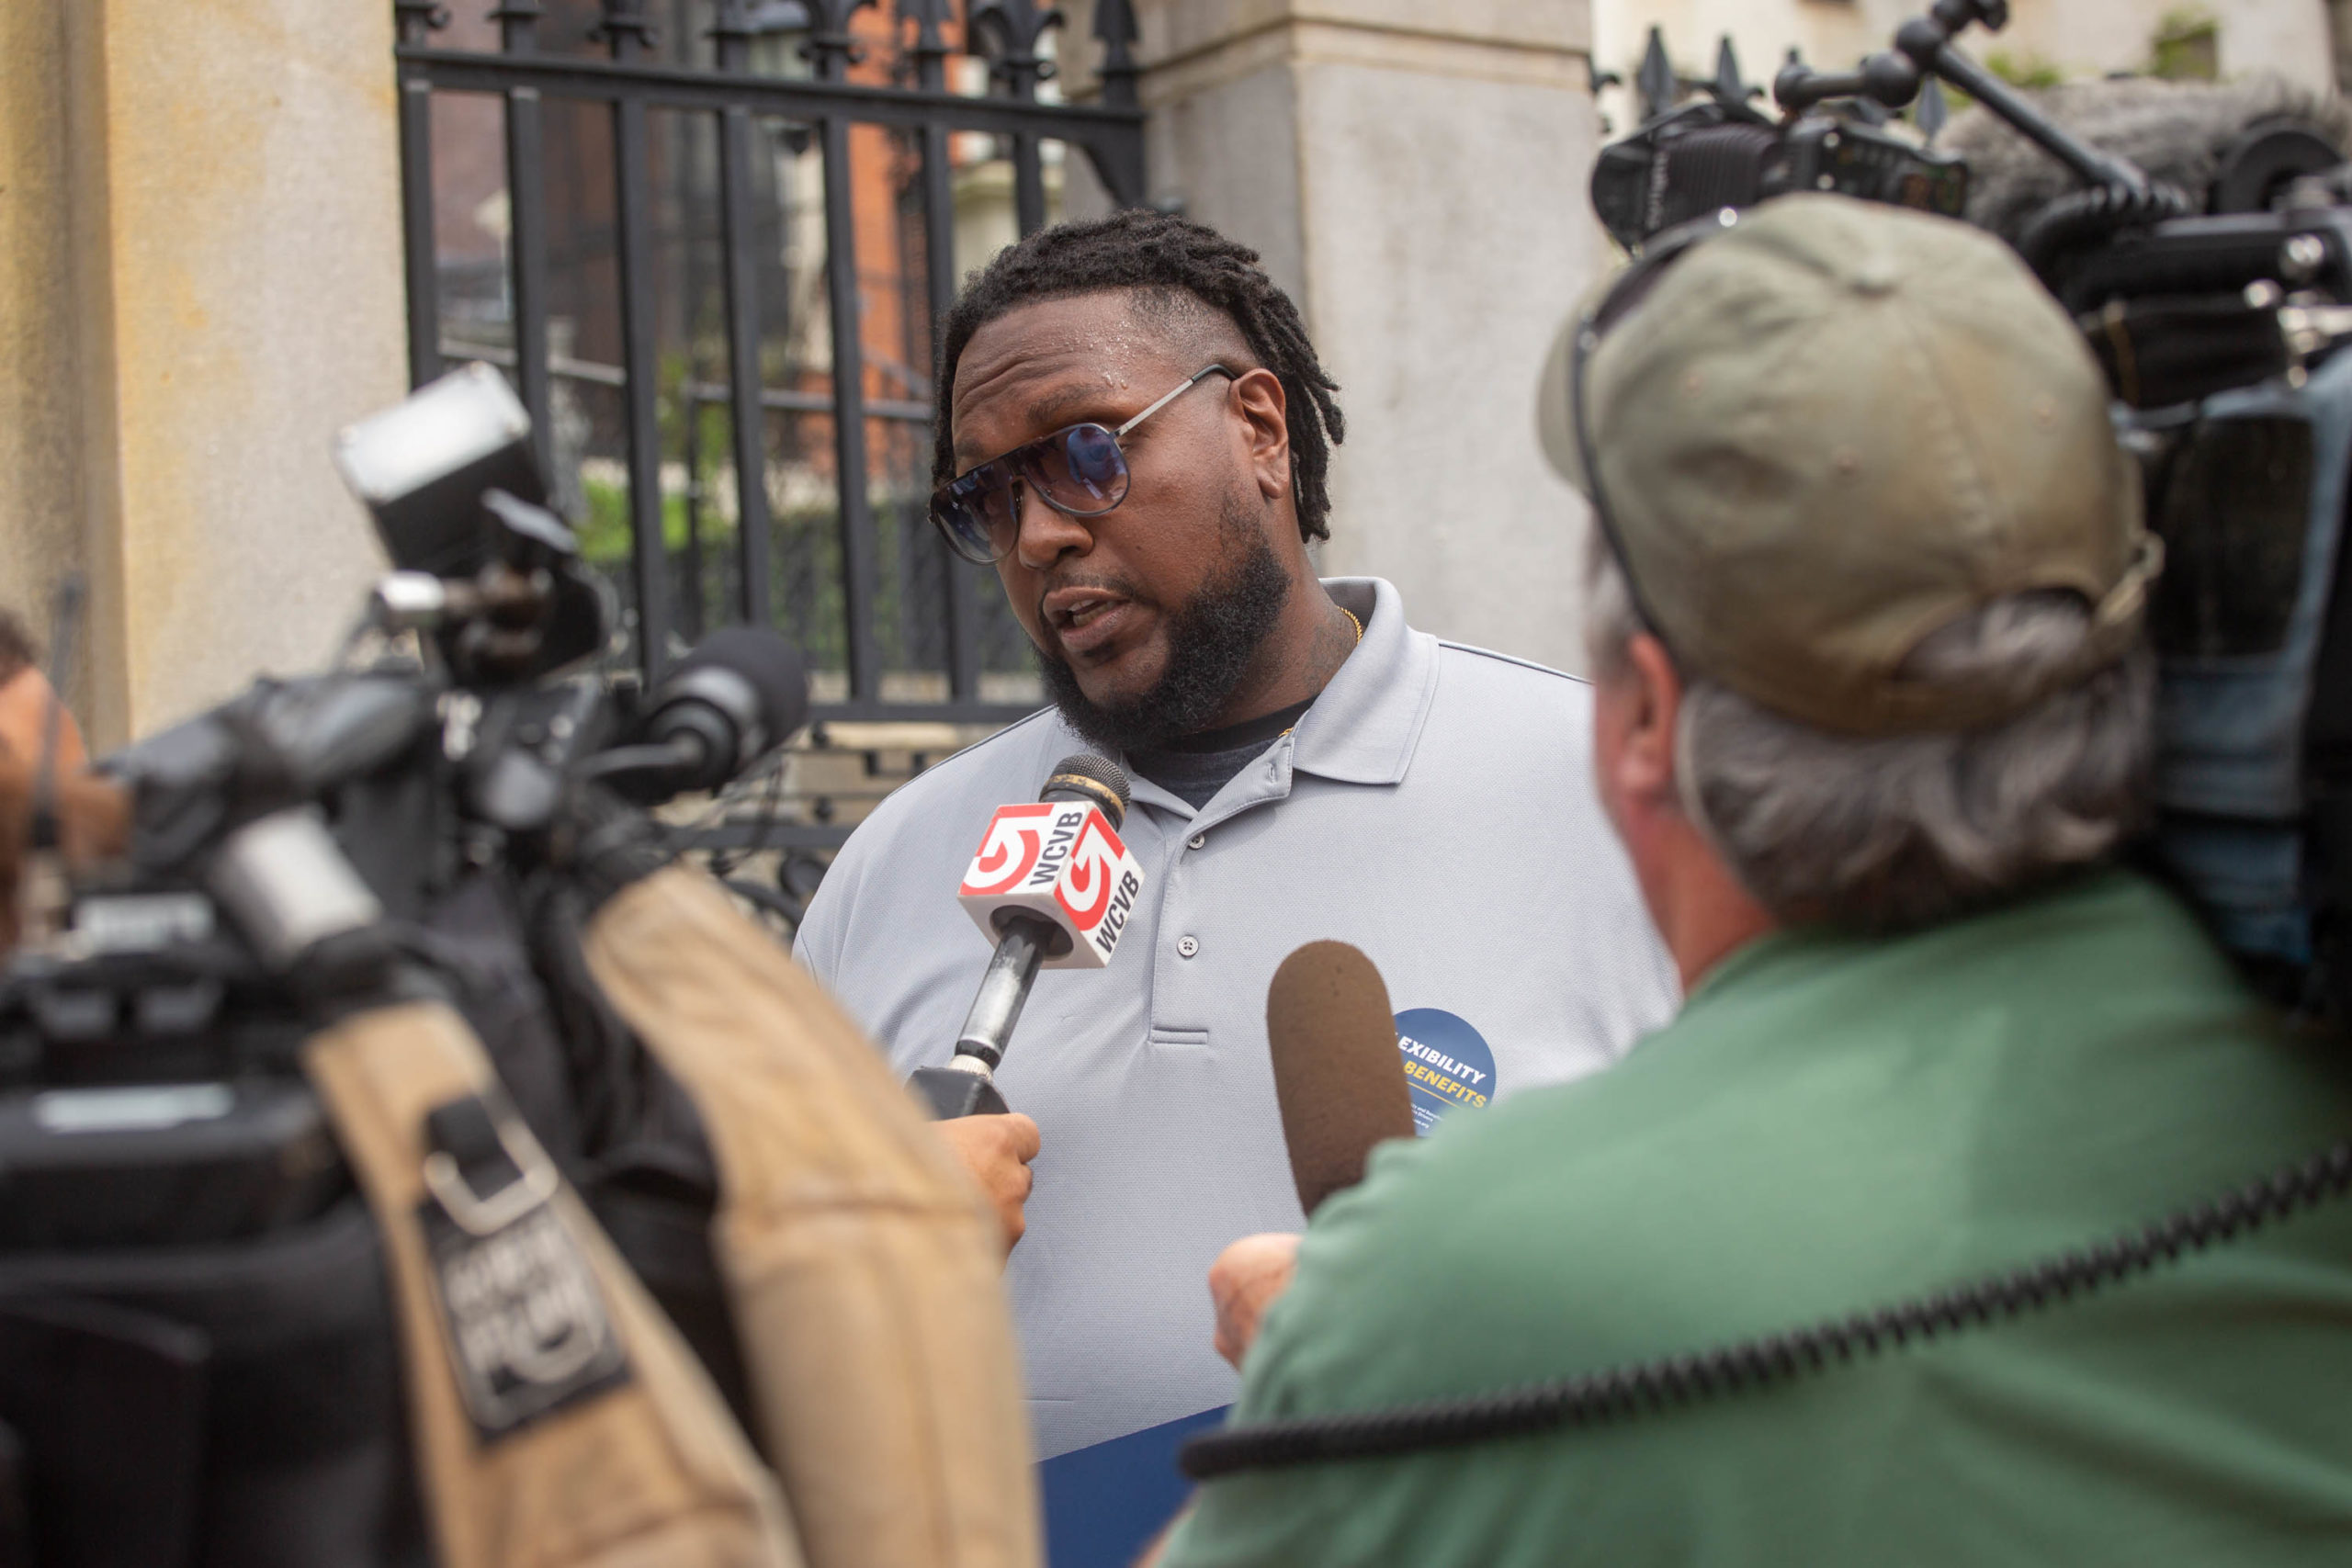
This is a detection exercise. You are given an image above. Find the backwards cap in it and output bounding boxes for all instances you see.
[1539,193,2159,736]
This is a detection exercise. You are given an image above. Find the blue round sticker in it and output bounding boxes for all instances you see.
[1392,1010,1496,1135]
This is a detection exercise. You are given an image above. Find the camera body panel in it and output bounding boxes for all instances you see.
[1592,99,1967,254]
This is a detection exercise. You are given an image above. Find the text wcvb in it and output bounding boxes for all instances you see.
[956,800,1146,969]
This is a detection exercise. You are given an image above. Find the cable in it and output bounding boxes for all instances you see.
[702,748,788,882]
[1178,1137,2352,1481]
[2017,181,2197,292]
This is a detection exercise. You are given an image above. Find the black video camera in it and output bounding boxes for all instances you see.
[1594,0,2352,1022]
[1591,70,1967,254]
[0,367,807,1565]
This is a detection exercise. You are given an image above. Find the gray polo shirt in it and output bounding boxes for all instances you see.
[794,577,1675,1462]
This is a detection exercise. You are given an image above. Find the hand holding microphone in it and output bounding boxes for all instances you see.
[910,753,1142,1119]
[1211,1233,1302,1370]
[1208,941,1418,1367]
[1267,941,1417,1215]
[935,1111,1042,1256]
[909,753,1141,1255]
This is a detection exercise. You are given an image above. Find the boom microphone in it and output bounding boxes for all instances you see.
[594,626,809,803]
[1944,73,2347,245]
[1266,942,1416,1216]
[910,754,1141,1120]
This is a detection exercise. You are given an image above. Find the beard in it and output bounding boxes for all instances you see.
[1035,495,1294,755]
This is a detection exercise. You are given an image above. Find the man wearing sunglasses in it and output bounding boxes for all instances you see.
[793,209,1673,1553]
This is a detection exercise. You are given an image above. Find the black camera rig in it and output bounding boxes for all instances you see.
[1592,98,1969,254]
[0,367,807,1564]
[1593,0,2352,1021]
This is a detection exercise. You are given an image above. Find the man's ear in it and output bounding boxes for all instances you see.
[1613,632,1684,812]
[1231,368,1290,502]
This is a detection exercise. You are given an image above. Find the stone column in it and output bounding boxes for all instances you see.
[2,0,406,747]
[1132,0,1610,671]
[0,1,85,674]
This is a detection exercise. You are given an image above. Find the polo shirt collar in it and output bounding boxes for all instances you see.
[1286,577,1439,787]
[1112,576,1438,820]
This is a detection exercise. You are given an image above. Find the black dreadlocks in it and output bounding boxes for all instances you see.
[932,209,1346,542]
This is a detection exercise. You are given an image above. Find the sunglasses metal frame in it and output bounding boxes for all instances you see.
[928,364,1238,565]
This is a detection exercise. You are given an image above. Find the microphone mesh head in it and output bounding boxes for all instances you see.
[671,626,810,746]
[1043,752,1133,828]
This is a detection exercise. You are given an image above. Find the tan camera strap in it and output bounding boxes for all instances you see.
[581,867,1040,1568]
[303,998,802,1568]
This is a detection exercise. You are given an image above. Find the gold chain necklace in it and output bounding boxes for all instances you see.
[1278,607,1363,740]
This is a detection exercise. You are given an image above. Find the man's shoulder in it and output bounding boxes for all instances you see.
[1432,638,1591,691]
[1250,874,2352,1408]
[1424,638,1594,734]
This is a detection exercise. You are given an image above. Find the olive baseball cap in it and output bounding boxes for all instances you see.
[1538,193,2161,736]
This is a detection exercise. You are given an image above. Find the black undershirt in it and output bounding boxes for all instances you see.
[1126,599,1372,809]
[1125,696,1315,810]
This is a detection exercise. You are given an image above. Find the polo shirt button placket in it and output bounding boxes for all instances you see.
[1187,833,1206,851]
[1177,935,1199,958]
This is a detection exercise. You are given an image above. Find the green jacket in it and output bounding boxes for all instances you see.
[1161,872,2352,1566]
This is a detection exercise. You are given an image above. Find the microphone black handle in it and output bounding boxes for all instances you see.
[908,1064,1011,1120]
[955,916,1050,1068]
[914,913,1053,1120]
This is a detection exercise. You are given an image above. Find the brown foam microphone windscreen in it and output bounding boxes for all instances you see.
[1266,942,1418,1216]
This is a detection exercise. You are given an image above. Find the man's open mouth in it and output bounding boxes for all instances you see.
[1044,588,1138,658]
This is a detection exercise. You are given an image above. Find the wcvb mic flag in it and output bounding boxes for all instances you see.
[958,801,1146,968]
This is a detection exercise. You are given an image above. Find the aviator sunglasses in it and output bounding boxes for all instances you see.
[928,364,1237,565]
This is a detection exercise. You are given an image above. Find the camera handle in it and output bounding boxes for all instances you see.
[1773,0,2159,198]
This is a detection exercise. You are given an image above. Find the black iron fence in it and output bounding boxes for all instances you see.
[391,0,1146,728]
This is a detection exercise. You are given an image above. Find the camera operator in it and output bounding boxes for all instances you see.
[1153,195,2352,1566]
[0,611,85,779]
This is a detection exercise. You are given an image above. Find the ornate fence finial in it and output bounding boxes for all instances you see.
[709,0,757,69]
[592,0,660,57]
[491,0,544,51]
[1094,0,1139,108]
[1712,37,1756,106]
[394,0,451,45]
[1917,74,1951,143]
[1635,26,1675,123]
[899,0,953,90]
[802,0,878,80]
[971,0,1065,100]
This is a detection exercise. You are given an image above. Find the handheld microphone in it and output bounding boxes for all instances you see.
[910,754,1142,1120]
[592,626,810,803]
[1265,942,1416,1215]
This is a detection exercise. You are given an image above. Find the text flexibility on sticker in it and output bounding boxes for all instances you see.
[1393,1008,1500,1136]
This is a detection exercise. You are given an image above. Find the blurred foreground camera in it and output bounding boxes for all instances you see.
[1595,0,2352,1024]
[0,367,812,1567]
